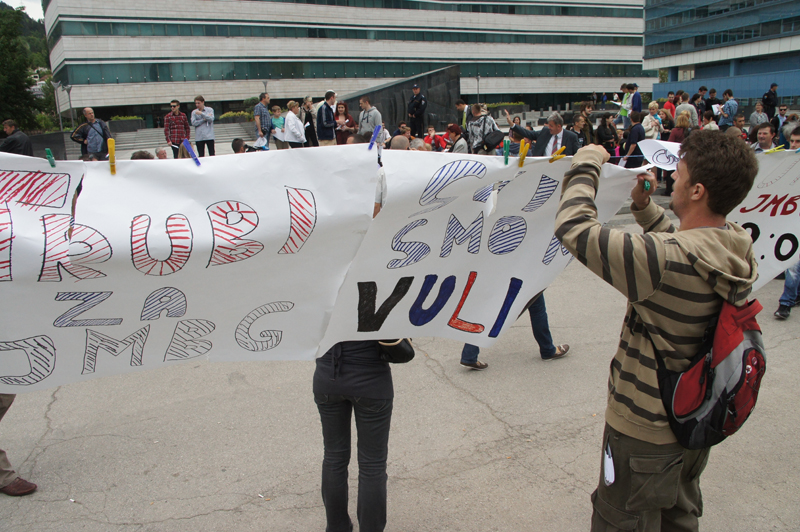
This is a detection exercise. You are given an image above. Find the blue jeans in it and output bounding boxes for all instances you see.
[779,261,800,307]
[612,115,631,130]
[461,294,555,362]
[315,394,393,532]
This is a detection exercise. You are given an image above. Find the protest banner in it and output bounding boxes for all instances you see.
[320,152,642,347]
[0,148,376,392]
[1,147,799,393]
[639,140,800,291]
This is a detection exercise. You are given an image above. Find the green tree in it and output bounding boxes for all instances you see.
[0,7,37,129]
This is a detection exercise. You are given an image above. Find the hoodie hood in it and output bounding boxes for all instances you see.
[673,222,757,304]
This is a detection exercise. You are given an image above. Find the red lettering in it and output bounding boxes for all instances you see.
[739,194,770,213]
[781,195,800,216]
[447,271,485,333]
[759,194,787,217]
[39,214,111,282]
[0,203,11,281]
[206,201,264,267]
[130,214,193,276]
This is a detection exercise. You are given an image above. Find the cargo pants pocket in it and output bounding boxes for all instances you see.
[626,453,684,512]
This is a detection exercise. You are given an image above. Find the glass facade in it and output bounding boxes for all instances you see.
[48,19,642,50]
[45,0,641,18]
[54,60,653,86]
[644,0,800,58]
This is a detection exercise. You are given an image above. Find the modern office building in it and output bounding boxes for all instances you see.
[644,0,800,102]
[44,0,655,127]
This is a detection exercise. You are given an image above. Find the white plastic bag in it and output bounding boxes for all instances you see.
[253,136,267,149]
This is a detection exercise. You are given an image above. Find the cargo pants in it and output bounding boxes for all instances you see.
[590,423,710,532]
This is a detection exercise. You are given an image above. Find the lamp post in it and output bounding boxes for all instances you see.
[52,80,64,131]
[262,81,268,95]
[64,85,75,129]
[476,75,481,104]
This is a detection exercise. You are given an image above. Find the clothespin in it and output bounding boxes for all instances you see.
[503,139,510,165]
[764,145,785,154]
[518,139,530,168]
[108,138,116,175]
[182,139,201,166]
[795,146,800,153]
[644,181,651,191]
[45,148,56,168]
[549,145,566,163]
[369,125,382,150]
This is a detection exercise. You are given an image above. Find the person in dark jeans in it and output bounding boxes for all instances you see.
[460,293,569,370]
[623,111,646,169]
[313,341,393,532]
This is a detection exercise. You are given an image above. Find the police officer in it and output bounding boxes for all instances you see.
[407,84,427,137]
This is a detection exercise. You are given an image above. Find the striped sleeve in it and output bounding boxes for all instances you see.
[631,198,676,234]
[555,150,667,303]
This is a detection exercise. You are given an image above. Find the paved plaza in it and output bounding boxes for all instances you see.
[0,216,798,531]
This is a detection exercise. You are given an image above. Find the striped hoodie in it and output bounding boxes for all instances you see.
[555,150,757,445]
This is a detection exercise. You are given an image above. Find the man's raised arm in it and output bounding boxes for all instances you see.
[555,145,669,302]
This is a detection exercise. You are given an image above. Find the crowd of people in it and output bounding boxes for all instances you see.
[1,79,799,532]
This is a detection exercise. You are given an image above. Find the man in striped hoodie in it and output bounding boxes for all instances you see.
[555,131,758,531]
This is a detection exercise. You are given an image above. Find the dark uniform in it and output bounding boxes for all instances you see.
[407,91,427,137]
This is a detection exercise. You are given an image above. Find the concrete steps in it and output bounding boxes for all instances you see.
[114,123,257,152]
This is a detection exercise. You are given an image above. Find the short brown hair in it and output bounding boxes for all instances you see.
[2,119,16,128]
[271,105,281,113]
[131,150,155,160]
[679,130,757,216]
[194,95,204,103]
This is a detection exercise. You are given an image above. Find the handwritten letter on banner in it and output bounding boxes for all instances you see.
[1,148,798,392]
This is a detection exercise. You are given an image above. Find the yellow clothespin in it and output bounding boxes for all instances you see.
[549,145,566,163]
[108,138,116,175]
[765,145,785,154]
[518,139,530,167]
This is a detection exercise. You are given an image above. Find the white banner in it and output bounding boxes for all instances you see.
[1,148,798,392]
[321,152,640,347]
[0,148,375,392]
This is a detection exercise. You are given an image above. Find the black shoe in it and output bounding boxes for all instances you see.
[774,305,791,319]
[460,361,488,370]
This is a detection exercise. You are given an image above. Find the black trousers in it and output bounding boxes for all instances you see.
[288,141,304,149]
[410,116,424,137]
[196,140,215,157]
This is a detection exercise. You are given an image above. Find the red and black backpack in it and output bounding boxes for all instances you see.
[654,299,767,450]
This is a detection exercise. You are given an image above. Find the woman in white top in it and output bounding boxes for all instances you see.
[642,101,664,140]
[749,101,769,129]
[284,101,306,148]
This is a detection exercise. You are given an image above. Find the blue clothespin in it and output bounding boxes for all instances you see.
[45,148,56,167]
[369,125,382,150]
[182,139,201,167]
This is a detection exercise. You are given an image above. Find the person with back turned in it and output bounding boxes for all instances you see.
[556,131,758,531]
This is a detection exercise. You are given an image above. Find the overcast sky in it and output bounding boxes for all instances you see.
[8,0,44,20]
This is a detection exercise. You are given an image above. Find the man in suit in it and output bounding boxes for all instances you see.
[531,112,580,156]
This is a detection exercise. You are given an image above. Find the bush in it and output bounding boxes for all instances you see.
[486,101,525,109]
[110,115,143,120]
[34,113,56,132]
[220,111,253,119]
[220,110,254,121]
[243,97,259,109]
